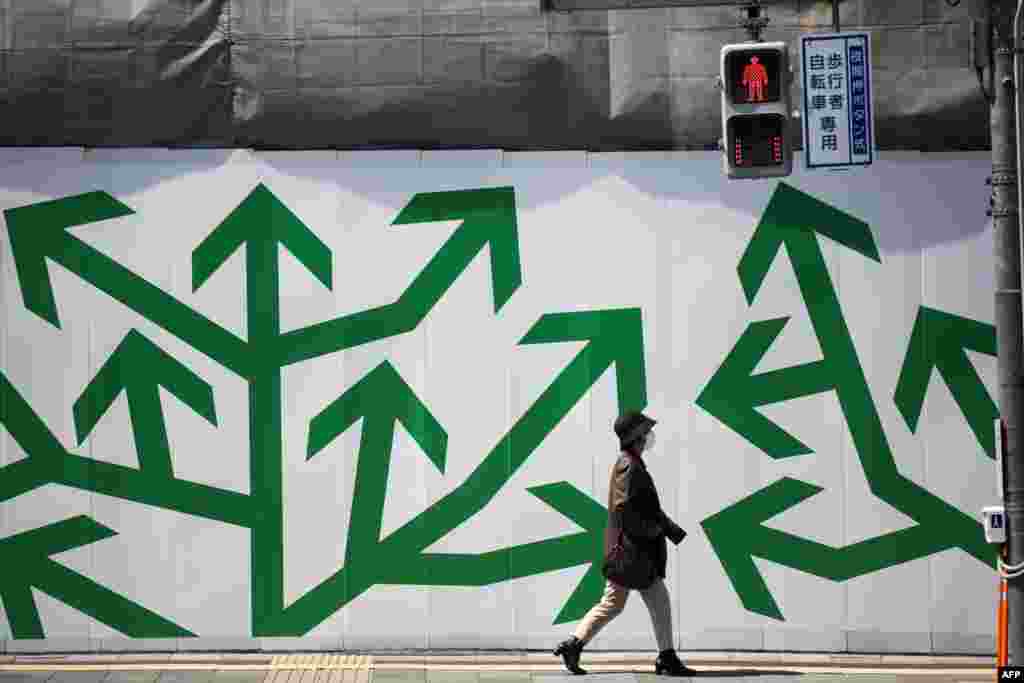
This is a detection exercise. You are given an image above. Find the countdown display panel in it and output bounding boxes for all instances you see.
[727,114,785,167]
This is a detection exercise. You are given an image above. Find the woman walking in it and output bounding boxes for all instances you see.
[553,410,695,677]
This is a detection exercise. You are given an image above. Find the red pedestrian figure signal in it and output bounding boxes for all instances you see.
[742,56,768,102]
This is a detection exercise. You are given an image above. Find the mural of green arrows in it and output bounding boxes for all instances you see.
[699,183,997,621]
[0,183,635,638]
[0,177,1000,640]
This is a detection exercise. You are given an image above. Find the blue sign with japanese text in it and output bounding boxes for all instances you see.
[801,32,874,169]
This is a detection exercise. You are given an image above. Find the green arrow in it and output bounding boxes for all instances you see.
[72,330,218,479]
[191,183,332,294]
[307,361,447,584]
[373,482,607,625]
[696,317,835,458]
[0,371,253,527]
[738,182,880,305]
[192,182,332,633]
[277,187,521,367]
[894,307,998,458]
[0,516,194,638]
[3,192,251,377]
[702,477,969,621]
[525,482,608,625]
[263,307,645,635]
[703,183,996,620]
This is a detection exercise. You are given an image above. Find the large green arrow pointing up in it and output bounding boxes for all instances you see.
[702,477,973,621]
[894,306,998,458]
[191,183,332,295]
[193,182,333,631]
[307,360,447,584]
[697,317,835,458]
[4,192,251,377]
[0,516,194,639]
[737,182,880,305]
[277,187,521,366]
[264,307,645,635]
[72,329,218,479]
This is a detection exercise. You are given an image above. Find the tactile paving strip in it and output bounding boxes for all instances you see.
[269,654,372,670]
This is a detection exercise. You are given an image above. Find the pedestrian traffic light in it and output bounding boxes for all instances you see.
[720,42,793,179]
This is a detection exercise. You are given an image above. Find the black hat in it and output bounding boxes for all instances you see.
[614,410,656,451]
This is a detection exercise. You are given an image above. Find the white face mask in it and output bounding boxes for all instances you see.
[643,431,656,452]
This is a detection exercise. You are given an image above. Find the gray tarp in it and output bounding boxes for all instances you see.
[0,0,990,150]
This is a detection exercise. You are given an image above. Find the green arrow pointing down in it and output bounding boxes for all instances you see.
[894,306,998,458]
[701,477,965,620]
[277,187,521,366]
[72,330,218,479]
[263,307,645,635]
[0,517,194,638]
[4,192,251,377]
[696,317,835,458]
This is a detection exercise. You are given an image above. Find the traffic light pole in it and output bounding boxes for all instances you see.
[740,1,768,41]
[989,0,1024,666]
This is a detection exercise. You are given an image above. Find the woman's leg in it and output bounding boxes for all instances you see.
[573,580,629,644]
[638,578,674,652]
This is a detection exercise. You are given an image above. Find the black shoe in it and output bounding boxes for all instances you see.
[654,649,696,676]
[553,635,587,675]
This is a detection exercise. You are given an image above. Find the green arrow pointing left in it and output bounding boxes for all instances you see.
[697,317,835,458]
[702,478,973,621]
[4,192,251,377]
[73,329,218,479]
[0,516,194,638]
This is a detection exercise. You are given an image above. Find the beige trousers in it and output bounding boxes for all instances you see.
[573,578,674,652]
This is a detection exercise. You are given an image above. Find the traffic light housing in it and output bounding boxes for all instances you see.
[720,42,793,179]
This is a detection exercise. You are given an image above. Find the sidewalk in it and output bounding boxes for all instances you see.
[0,651,999,682]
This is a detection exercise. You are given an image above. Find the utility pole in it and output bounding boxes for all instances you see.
[989,0,1024,666]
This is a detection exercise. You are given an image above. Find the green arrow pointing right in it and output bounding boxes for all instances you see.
[264,307,646,636]
[894,306,998,458]
[277,187,522,367]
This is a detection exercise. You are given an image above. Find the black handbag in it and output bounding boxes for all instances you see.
[602,526,656,590]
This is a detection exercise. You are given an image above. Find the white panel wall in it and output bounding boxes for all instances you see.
[0,149,998,654]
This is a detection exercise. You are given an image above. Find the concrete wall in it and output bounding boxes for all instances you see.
[0,148,1000,653]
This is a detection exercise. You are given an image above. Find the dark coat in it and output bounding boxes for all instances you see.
[603,451,682,582]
